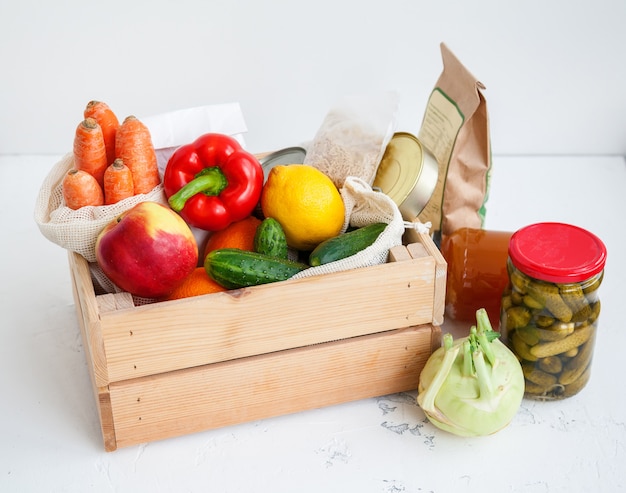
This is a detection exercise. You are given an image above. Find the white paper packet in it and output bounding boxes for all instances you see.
[141,102,248,176]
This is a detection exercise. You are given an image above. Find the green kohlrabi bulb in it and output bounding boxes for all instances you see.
[417,308,525,437]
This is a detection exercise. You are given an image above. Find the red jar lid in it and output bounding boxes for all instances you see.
[508,222,607,283]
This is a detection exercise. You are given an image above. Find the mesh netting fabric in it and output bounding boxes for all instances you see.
[34,153,169,263]
[35,157,429,301]
[292,176,410,279]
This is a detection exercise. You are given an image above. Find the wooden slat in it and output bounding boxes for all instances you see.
[68,252,110,387]
[388,244,412,262]
[97,292,134,313]
[404,230,447,325]
[108,324,440,450]
[99,254,437,382]
[406,242,428,259]
[67,252,116,450]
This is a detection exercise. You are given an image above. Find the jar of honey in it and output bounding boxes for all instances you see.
[500,222,607,400]
[440,227,512,325]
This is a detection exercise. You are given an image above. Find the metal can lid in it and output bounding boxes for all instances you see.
[372,132,439,220]
[509,222,607,283]
[259,146,306,182]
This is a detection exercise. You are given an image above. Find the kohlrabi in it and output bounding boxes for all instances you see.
[417,308,524,437]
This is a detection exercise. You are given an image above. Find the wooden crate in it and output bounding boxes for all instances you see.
[68,231,446,451]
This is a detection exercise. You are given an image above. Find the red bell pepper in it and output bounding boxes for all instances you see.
[163,133,264,231]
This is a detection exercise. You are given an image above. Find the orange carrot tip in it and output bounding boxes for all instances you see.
[103,158,134,205]
[84,101,120,165]
[115,115,160,194]
[62,168,104,210]
[73,117,108,188]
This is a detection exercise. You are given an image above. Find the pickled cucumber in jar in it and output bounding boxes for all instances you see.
[500,223,607,400]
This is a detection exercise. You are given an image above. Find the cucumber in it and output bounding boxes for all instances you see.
[254,217,288,259]
[205,248,308,289]
[309,222,387,267]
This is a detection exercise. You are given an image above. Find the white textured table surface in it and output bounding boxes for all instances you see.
[2,154,625,493]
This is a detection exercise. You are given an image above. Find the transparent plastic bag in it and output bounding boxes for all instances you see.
[304,91,399,188]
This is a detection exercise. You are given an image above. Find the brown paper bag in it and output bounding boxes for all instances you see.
[417,42,491,238]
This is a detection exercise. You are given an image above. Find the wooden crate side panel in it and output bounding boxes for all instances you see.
[108,325,437,450]
[100,255,437,382]
[98,389,117,452]
[404,230,447,325]
[68,252,111,386]
[68,252,117,450]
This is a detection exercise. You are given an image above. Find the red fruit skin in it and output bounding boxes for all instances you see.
[95,202,198,298]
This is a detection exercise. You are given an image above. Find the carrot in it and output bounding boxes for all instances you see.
[115,115,160,194]
[84,100,119,165]
[62,169,104,210]
[73,117,108,188]
[103,158,134,205]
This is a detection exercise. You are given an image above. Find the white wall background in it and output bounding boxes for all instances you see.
[1,0,625,157]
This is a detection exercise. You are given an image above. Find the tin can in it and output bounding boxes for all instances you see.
[500,222,607,400]
[372,132,438,221]
[259,146,306,182]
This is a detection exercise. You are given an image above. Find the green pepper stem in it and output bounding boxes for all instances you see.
[168,167,228,212]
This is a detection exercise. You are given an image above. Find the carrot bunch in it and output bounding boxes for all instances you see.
[62,101,160,210]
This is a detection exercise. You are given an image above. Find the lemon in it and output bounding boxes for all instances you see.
[261,164,345,251]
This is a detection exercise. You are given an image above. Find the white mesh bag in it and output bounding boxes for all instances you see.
[292,176,429,279]
[34,152,168,263]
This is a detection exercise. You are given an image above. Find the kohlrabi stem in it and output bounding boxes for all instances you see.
[476,308,500,367]
[463,340,473,376]
[473,348,495,400]
[477,308,494,331]
[477,331,496,367]
[443,332,454,351]
[469,325,477,340]
[418,334,460,414]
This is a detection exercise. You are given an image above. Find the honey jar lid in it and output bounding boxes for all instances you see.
[508,222,607,283]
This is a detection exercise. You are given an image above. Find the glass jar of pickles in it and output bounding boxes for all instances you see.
[500,222,607,400]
